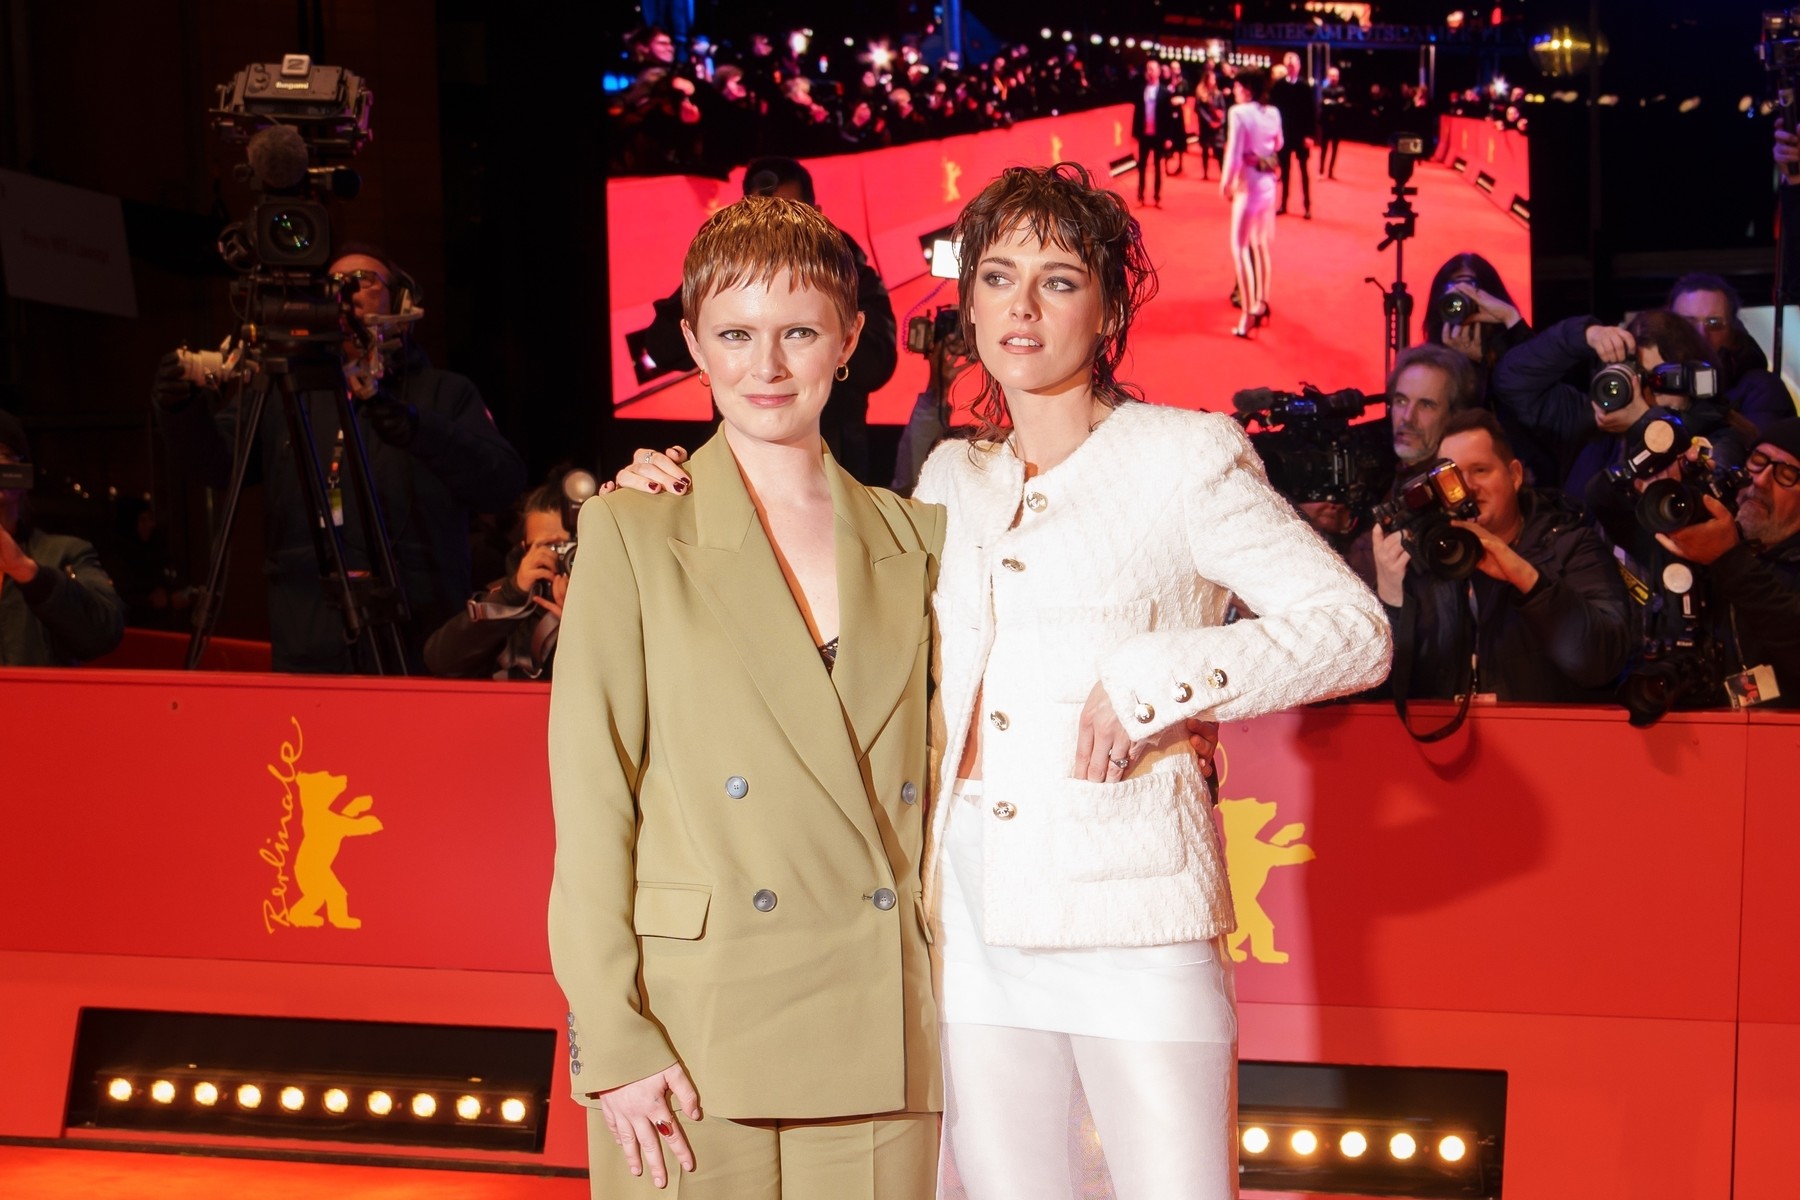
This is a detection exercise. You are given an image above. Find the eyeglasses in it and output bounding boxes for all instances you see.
[343,269,389,291]
[1747,451,1800,489]
[1686,316,1729,332]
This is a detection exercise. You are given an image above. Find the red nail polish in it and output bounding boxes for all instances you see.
[672,479,688,494]
[648,482,661,493]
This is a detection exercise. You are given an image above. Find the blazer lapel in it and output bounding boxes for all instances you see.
[827,457,929,760]
[669,435,881,851]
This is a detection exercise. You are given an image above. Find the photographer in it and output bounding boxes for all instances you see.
[1490,309,1748,501]
[1388,342,1478,469]
[637,157,897,483]
[1372,409,1631,703]
[153,244,526,673]
[0,411,125,667]
[423,476,572,681]
[1650,418,1800,707]
[1666,272,1795,431]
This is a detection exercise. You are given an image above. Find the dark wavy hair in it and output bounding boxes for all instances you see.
[1234,68,1270,103]
[951,162,1159,442]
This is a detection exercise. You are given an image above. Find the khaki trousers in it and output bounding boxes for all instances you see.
[587,1108,938,1200]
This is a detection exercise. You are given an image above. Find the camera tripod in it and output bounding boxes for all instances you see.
[184,336,411,673]
[1367,145,1421,381]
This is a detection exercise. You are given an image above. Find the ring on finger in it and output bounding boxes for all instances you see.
[655,1120,673,1138]
[641,451,655,465]
[1108,754,1130,769]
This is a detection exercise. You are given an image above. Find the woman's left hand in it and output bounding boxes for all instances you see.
[1073,681,1142,782]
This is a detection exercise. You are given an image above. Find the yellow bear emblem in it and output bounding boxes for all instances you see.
[288,770,383,930]
[1216,745,1315,964]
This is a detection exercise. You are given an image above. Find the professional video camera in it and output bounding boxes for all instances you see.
[1590,359,1718,414]
[1605,409,1748,533]
[1373,457,1484,580]
[181,54,416,674]
[1232,386,1393,521]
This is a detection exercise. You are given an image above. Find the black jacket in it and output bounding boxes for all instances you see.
[156,344,526,672]
[423,562,560,681]
[1491,316,1751,502]
[1709,529,1800,705]
[0,527,126,666]
[1131,81,1182,147]
[1270,78,1317,142]
[1386,489,1633,702]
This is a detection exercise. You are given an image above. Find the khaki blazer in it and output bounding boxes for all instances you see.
[548,433,945,1120]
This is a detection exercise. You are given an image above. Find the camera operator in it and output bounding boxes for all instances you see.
[152,244,526,674]
[423,476,572,681]
[636,157,897,483]
[1372,409,1631,703]
[0,411,125,667]
[1649,417,1800,706]
[1667,272,1796,430]
[1490,308,1750,501]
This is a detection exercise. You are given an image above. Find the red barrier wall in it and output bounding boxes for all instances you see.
[1435,115,1530,218]
[0,669,1792,1195]
[606,107,1133,407]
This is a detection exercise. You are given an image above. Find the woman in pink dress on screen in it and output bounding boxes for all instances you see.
[1220,69,1283,339]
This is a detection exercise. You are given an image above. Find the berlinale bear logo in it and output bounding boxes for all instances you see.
[1214,744,1315,965]
[260,718,383,932]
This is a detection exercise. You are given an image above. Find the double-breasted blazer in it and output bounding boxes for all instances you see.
[548,433,945,1119]
[917,402,1391,950]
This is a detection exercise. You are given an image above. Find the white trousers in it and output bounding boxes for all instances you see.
[937,1022,1239,1200]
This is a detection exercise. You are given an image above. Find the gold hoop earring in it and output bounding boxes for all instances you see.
[834,363,850,382]
[698,370,711,389]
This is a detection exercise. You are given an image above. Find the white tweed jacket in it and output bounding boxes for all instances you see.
[915,401,1392,949]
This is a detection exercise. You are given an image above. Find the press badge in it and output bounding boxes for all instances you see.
[1725,664,1780,709]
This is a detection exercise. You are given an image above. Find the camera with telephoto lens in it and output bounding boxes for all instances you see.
[1233,386,1393,521]
[1619,560,1729,726]
[1436,287,1477,324]
[1590,359,1719,413]
[1372,458,1485,580]
[1605,410,1748,534]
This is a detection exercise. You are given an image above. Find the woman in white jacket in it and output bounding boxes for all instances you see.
[914,163,1390,1200]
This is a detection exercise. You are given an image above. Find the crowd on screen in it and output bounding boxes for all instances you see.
[606,23,1486,179]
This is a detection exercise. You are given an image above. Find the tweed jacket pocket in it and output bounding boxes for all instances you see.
[631,883,712,940]
[1047,769,1192,883]
[1027,599,1155,701]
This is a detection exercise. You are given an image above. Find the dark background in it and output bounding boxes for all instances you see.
[0,0,1784,639]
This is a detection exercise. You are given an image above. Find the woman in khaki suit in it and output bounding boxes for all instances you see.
[548,196,943,1198]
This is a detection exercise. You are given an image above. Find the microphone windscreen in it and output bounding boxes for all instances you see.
[247,124,310,190]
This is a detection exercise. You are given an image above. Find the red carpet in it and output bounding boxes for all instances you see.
[618,140,1530,426]
[0,1144,585,1199]
[0,1144,1372,1198]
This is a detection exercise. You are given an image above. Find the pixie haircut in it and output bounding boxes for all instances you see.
[680,195,859,334]
[952,162,1158,440]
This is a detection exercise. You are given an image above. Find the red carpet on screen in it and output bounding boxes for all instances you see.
[617,140,1530,426]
